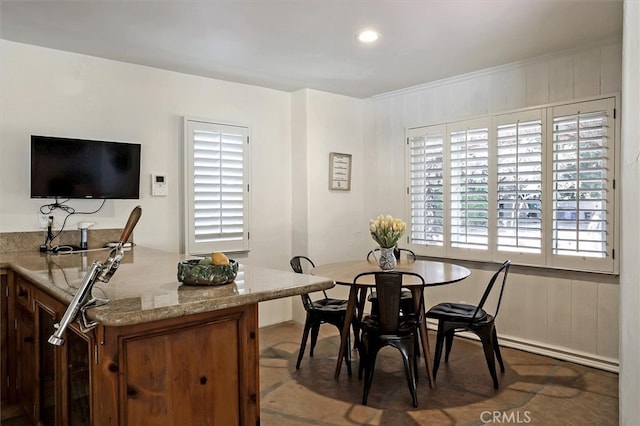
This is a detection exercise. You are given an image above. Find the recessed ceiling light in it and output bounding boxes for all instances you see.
[356,30,381,43]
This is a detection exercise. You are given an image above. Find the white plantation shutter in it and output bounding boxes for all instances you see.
[449,120,490,255]
[404,97,617,273]
[184,119,250,255]
[407,125,445,254]
[496,111,543,259]
[549,99,615,272]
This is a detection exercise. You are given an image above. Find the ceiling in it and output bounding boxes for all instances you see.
[0,0,623,99]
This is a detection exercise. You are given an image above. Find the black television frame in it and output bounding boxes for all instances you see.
[30,135,141,200]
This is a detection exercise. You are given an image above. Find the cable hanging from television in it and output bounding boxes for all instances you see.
[40,198,106,246]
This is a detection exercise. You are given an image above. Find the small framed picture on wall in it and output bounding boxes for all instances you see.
[329,152,352,191]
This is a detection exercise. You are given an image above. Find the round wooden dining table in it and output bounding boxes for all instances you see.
[311,259,470,386]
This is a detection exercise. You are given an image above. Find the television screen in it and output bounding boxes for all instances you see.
[31,135,141,199]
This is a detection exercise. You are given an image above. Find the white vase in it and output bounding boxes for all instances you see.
[378,246,397,270]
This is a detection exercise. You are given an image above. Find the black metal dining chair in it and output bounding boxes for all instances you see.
[426,260,511,389]
[290,256,353,376]
[355,271,426,407]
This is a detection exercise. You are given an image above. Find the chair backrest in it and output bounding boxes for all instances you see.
[290,255,315,274]
[354,271,425,333]
[290,256,327,310]
[366,247,416,262]
[472,260,511,322]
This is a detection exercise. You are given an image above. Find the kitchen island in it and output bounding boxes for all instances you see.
[0,247,334,425]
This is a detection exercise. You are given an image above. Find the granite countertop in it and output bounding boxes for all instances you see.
[0,247,334,327]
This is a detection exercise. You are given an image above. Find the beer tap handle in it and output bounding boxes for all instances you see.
[98,206,142,283]
[119,205,142,244]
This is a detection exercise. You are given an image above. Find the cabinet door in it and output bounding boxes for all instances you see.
[35,291,92,426]
[7,275,94,425]
[121,311,253,426]
[16,304,36,422]
[36,301,57,425]
[65,326,91,425]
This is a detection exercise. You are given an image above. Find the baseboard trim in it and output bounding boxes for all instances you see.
[425,319,619,373]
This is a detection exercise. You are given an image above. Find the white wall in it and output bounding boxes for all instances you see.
[0,40,294,326]
[290,89,368,321]
[303,89,368,264]
[0,40,292,255]
[620,1,640,422]
[367,41,623,370]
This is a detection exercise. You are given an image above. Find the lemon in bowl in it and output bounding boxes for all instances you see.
[211,252,229,265]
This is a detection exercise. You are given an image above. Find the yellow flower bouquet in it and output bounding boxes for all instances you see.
[369,214,406,248]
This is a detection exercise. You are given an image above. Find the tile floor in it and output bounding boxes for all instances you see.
[1,321,619,425]
[259,321,618,426]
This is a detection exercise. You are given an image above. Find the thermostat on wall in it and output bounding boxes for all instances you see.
[151,173,168,196]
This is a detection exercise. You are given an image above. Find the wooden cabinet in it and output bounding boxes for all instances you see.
[1,270,8,401]
[64,326,92,425]
[13,274,38,423]
[15,300,36,421]
[36,300,58,424]
[94,304,259,426]
[5,273,259,425]
[5,273,92,425]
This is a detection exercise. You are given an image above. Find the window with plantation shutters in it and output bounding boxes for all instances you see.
[184,119,250,255]
[550,98,614,270]
[449,122,490,253]
[496,111,543,257]
[404,96,617,274]
[407,125,445,252]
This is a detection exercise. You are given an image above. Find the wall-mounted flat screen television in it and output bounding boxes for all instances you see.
[31,135,141,199]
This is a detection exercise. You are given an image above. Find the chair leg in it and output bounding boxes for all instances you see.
[479,331,499,389]
[345,328,353,377]
[352,317,361,351]
[296,318,312,369]
[362,343,379,406]
[358,335,367,380]
[413,334,420,383]
[444,329,455,363]
[309,323,321,357]
[432,323,446,381]
[493,327,505,372]
[399,340,418,407]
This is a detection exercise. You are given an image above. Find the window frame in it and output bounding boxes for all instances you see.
[183,117,251,256]
[405,95,619,274]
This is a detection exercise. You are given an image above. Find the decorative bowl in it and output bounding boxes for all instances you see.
[177,259,238,286]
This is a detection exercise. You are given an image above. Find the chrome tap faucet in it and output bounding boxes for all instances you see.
[48,206,141,346]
